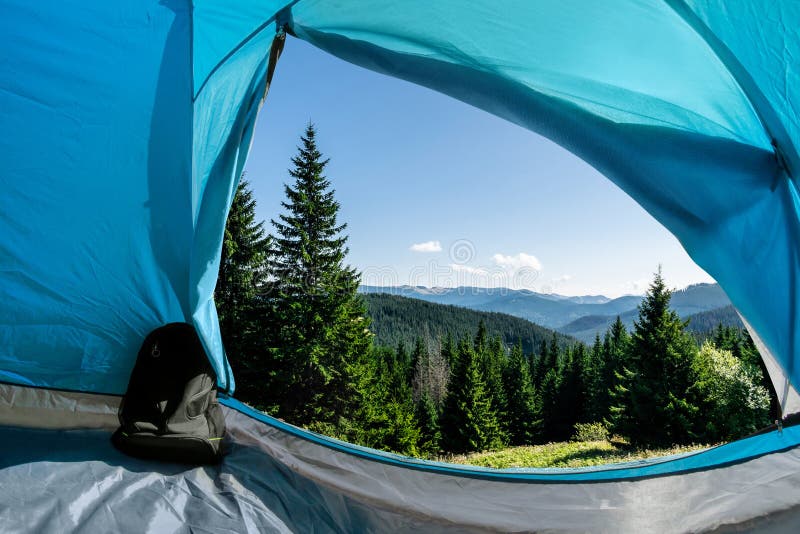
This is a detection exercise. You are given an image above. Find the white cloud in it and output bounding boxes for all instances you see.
[449,264,488,275]
[621,278,650,295]
[552,274,573,283]
[409,240,442,253]
[491,252,543,271]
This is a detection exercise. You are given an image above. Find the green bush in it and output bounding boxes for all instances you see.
[690,342,771,441]
[572,422,609,442]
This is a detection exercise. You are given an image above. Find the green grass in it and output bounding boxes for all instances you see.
[442,439,710,469]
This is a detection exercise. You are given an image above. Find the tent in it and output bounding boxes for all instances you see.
[2,1,800,531]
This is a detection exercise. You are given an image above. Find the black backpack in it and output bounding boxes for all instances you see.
[111,323,226,464]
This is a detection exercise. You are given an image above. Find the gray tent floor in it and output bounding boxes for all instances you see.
[0,423,476,534]
[3,400,800,533]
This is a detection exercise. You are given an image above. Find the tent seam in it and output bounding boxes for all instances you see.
[191,0,301,101]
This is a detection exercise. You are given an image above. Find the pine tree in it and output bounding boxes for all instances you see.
[616,268,699,446]
[481,335,507,421]
[607,365,635,436]
[267,124,372,428]
[603,316,631,431]
[502,343,541,444]
[440,339,504,453]
[551,345,587,439]
[584,334,605,422]
[607,317,630,376]
[415,391,441,456]
[378,346,409,400]
[441,333,457,369]
[573,343,592,423]
[215,177,271,405]
[539,365,562,442]
[532,334,557,387]
[396,340,410,377]
[474,320,488,354]
[345,347,420,456]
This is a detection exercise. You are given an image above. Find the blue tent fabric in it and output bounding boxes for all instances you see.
[1,1,197,392]
[675,0,800,176]
[1,0,800,440]
[6,2,800,531]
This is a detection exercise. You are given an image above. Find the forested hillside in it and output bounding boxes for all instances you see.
[360,285,641,327]
[217,125,776,463]
[363,283,733,343]
[686,305,743,334]
[363,293,573,355]
[560,303,743,343]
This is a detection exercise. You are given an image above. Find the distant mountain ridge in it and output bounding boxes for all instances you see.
[363,293,574,354]
[359,283,733,343]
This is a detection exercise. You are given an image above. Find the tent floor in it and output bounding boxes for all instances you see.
[0,423,485,533]
[4,390,800,533]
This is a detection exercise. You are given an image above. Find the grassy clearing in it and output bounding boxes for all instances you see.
[442,439,711,469]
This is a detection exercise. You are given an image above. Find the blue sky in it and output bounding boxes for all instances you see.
[244,38,714,298]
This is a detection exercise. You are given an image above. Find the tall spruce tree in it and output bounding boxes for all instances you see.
[396,340,410,377]
[572,343,593,424]
[481,335,508,420]
[539,365,562,441]
[584,334,605,423]
[614,269,699,445]
[533,334,559,387]
[603,316,631,430]
[215,177,271,404]
[415,391,441,456]
[343,346,420,455]
[474,320,488,354]
[440,339,504,453]
[532,338,550,386]
[502,343,541,444]
[267,124,372,428]
[551,345,587,440]
[441,333,457,369]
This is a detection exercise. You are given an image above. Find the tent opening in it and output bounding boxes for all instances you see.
[220,35,785,469]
